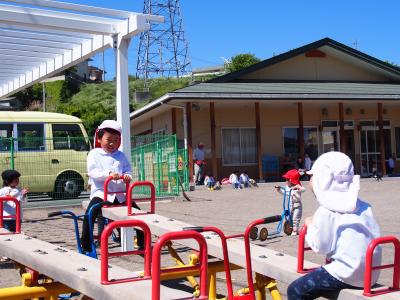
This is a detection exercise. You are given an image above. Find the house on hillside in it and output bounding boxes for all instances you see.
[130,38,400,181]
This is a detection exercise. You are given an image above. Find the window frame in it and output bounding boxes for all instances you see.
[221,127,257,166]
[15,122,46,152]
[281,126,319,161]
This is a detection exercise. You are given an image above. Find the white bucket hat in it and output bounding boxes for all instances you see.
[307,151,360,213]
[94,120,122,148]
[98,120,122,133]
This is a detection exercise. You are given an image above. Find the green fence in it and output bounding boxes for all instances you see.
[0,134,189,199]
[131,134,189,197]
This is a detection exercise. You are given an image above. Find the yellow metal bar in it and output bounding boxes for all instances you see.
[255,273,266,300]
[208,271,217,300]
[0,282,75,300]
[266,280,282,300]
[166,241,200,297]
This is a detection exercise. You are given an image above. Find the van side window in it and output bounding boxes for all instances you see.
[0,124,13,151]
[52,124,89,151]
[17,124,45,151]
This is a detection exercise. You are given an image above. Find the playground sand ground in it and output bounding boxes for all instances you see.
[0,178,398,299]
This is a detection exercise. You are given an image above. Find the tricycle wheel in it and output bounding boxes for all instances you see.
[250,227,258,240]
[259,227,268,241]
[283,221,293,235]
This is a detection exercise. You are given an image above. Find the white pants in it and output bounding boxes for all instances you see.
[291,205,302,232]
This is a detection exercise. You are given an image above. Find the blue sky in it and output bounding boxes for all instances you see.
[67,0,400,80]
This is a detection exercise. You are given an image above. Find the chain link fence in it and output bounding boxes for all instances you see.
[0,134,188,199]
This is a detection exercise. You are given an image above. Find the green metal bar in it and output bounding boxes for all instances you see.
[10,137,15,170]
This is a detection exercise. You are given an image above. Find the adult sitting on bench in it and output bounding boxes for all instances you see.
[81,120,144,253]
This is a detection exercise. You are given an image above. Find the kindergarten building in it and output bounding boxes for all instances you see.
[130,38,400,181]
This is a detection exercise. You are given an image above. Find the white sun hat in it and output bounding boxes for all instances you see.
[94,120,122,148]
[307,151,360,213]
[98,120,122,133]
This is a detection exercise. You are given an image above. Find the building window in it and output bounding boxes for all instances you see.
[283,127,318,162]
[222,128,257,165]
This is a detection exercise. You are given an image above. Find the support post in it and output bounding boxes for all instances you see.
[255,102,263,181]
[378,103,386,175]
[115,36,132,162]
[186,102,193,182]
[297,102,305,158]
[115,35,134,252]
[338,103,347,153]
[210,103,218,179]
[171,108,177,135]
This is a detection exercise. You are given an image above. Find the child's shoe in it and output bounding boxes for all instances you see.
[291,231,298,236]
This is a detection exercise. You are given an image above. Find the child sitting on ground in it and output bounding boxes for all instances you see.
[0,170,28,262]
[275,169,305,235]
[81,120,144,253]
[239,171,251,188]
[287,152,381,299]
[204,174,216,190]
[229,171,241,189]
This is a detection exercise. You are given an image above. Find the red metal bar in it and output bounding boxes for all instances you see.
[201,226,235,300]
[242,215,281,300]
[103,175,130,203]
[0,196,21,234]
[152,231,208,300]
[297,225,308,273]
[364,236,400,297]
[100,220,152,285]
[126,181,156,216]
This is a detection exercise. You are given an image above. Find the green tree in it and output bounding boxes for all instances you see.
[226,53,261,73]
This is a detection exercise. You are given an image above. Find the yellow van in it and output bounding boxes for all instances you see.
[0,112,90,199]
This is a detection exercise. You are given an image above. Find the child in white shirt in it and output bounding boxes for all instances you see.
[275,169,305,235]
[0,170,28,232]
[287,152,381,299]
[239,171,251,188]
[81,120,143,252]
[229,171,241,189]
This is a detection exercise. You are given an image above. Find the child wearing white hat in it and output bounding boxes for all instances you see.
[287,152,381,299]
[81,120,143,252]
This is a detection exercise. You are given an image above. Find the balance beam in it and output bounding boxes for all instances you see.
[85,202,400,300]
[0,228,193,300]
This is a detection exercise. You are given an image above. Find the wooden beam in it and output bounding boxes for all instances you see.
[338,102,347,153]
[378,103,387,175]
[186,102,194,182]
[297,102,305,158]
[255,102,263,181]
[209,102,218,178]
[171,108,177,135]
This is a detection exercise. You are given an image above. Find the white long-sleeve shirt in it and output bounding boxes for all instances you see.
[87,148,132,203]
[306,199,381,287]
[0,186,27,217]
[229,173,240,184]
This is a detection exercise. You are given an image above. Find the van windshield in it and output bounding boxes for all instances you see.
[52,124,89,151]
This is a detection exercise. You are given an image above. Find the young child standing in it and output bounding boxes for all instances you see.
[275,169,305,235]
[0,170,28,232]
[287,152,381,299]
[81,120,143,252]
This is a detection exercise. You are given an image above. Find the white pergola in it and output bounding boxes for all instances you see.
[0,0,163,159]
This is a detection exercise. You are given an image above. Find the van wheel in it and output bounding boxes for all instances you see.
[53,173,84,199]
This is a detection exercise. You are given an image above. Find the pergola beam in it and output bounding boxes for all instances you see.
[0,31,81,48]
[0,3,118,35]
